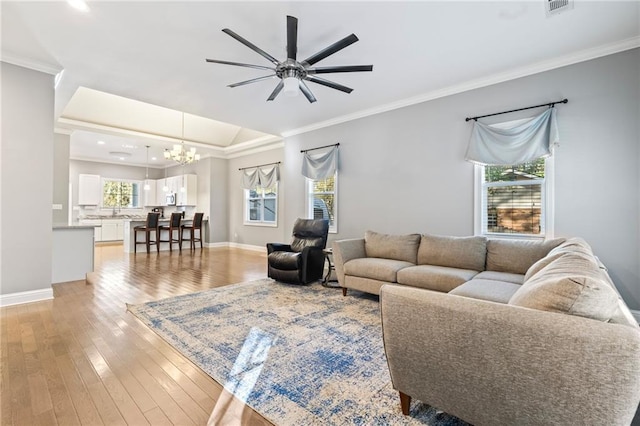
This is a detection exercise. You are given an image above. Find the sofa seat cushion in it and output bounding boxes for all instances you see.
[418,234,487,271]
[365,231,421,263]
[473,271,524,285]
[449,279,522,304]
[486,238,565,274]
[268,251,300,270]
[344,258,414,283]
[509,253,619,321]
[397,265,479,292]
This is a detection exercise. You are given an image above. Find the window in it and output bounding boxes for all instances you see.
[306,173,337,233]
[244,184,277,226]
[475,157,553,238]
[102,179,141,209]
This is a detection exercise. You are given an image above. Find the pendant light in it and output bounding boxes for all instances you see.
[162,166,169,192]
[143,145,151,191]
[163,112,201,165]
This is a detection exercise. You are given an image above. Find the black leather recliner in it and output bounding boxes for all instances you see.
[266,218,330,284]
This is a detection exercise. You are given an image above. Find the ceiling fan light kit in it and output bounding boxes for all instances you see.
[206,15,373,103]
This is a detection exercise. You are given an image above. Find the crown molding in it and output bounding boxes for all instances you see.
[281,36,640,138]
[54,127,74,135]
[1,52,62,75]
[69,155,172,169]
[59,116,283,160]
[226,141,285,159]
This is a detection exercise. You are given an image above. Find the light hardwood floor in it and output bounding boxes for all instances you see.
[1,244,274,425]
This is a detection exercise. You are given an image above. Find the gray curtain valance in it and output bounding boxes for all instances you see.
[241,164,280,190]
[301,146,338,180]
[465,108,559,166]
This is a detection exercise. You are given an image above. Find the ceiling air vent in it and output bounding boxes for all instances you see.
[545,0,574,16]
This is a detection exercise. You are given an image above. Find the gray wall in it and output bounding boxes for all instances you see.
[1,62,54,295]
[275,49,640,310]
[53,133,70,224]
[228,149,285,246]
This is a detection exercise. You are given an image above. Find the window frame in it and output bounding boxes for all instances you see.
[305,172,338,234]
[474,157,554,239]
[101,177,143,210]
[243,183,278,227]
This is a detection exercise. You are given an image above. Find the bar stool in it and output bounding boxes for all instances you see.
[181,212,204,250]
[159,212,182,252]
[134,212,160,253]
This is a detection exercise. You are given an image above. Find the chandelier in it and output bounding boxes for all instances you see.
[164,113,201,165]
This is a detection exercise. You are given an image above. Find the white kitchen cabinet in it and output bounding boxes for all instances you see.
[78,174,101,205]
[177,174,198,206]
[100,219,124,241]
[156,179,169,206]
[167,176,180,195]
[143,180,157,206]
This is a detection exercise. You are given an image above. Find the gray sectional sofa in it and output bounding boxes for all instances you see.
[332,231,640,425]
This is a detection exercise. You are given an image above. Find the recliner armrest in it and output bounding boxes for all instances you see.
[266,243,292,254]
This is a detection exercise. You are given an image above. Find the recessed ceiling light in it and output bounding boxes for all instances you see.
[67,0,90,12]
[97,140,105,145]
[121,144,138,149]
[151,157,157,161]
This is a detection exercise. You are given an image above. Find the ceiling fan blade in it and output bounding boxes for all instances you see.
[301,34,359,66]
[228,75,276,88]
[287,15,298,60]
[305,76,353,94]
[299,80,317,103]
[205,59,275,71]
[307,65,373,74]
[222,28,280,66]
[267,80,284,101]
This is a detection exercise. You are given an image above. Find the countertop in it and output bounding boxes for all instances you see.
[53,223,98,230]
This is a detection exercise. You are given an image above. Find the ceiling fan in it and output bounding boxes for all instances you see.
[205,15,373,103]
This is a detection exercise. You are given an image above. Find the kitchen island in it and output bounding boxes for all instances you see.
[52,224,96,283]
[122,218,208,253]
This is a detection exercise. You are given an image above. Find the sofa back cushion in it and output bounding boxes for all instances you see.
[364,231,420,264]
[417,234,487,271]
[486,238,565,275]
[524,237,595,282]
[509,253,619,322]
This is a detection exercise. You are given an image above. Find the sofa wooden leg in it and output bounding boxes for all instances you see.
[342,287,347,297]
[399,391,411,415]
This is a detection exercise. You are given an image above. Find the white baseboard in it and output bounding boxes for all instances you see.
[631,310,640,324]
[228,242,267,253]
[0,288,54,307]
[205,242,230,248]
[203,241,267,253]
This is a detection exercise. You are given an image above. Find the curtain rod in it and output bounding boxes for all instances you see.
[465,99,568,122]
[300,143,340,153]
[238,161,281,171]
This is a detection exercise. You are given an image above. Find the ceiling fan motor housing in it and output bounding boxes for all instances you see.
[276,59,307,80]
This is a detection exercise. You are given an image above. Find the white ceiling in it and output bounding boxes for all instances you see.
[2,1,639,166]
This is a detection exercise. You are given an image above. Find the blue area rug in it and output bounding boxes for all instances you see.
[127,279,468,425]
